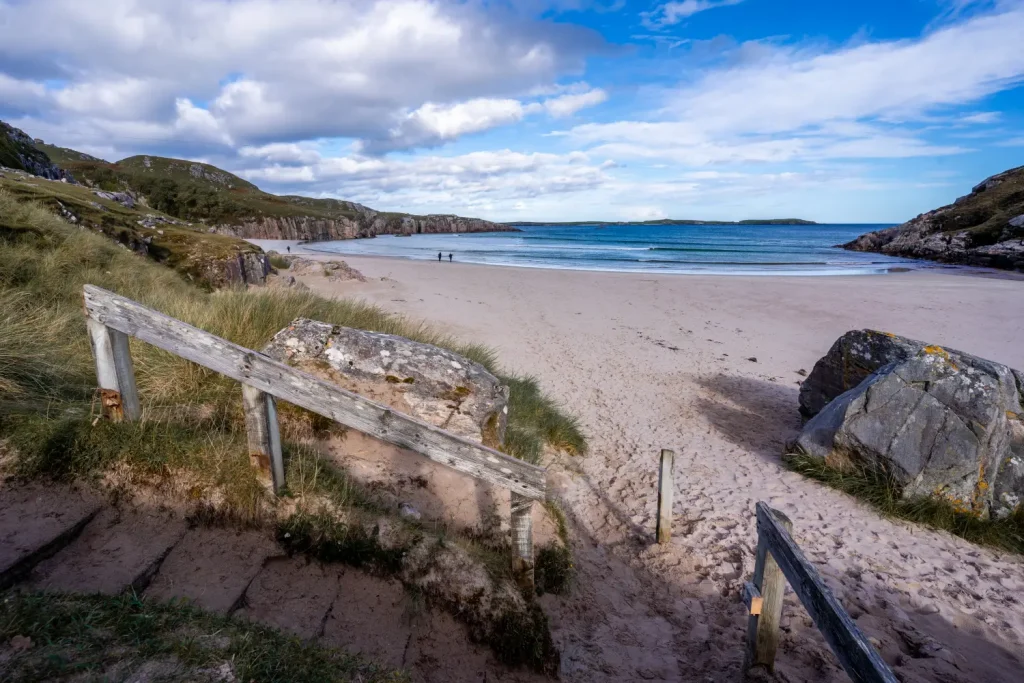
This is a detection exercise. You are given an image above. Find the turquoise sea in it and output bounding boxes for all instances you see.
[306,223,917,276]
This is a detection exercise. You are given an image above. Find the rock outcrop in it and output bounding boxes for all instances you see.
[286,257,366,282]
[843,166,1024,272]
[213,209,515,242]
[795,330,1024,518]
[263,320,508,446]
[0,122,74,182]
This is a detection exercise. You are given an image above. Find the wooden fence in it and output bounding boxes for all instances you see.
[743,502,898,683]
[83,284,546,581]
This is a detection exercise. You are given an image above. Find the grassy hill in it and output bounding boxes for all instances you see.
[843,165,1024,271]
[28,138,494,232]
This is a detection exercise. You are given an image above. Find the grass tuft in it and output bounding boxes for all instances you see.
[785,452,1024,554]
[502,375,586,464]
[0,591,406,682]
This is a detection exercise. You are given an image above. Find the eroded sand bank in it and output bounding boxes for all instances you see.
[254,240,1024,682]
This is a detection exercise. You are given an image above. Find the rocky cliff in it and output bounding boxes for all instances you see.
[1,122,74,182]
[212,208,514,242]
[843,166,1024,272]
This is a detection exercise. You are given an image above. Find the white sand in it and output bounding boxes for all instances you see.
[257,240,1024,682]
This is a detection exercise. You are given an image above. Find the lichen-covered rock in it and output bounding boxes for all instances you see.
[795,330,1024,518]
[263,320,508,446]
[799,330,924,419]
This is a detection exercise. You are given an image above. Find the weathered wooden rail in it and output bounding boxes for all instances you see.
[743,502,898,683]
[83,285,546,581]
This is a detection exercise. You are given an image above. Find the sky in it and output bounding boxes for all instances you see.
[1,0,1023,223]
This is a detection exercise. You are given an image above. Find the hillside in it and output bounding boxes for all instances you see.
[0,122,73,181]
[25,131,513,241]
[843,166,1024,271]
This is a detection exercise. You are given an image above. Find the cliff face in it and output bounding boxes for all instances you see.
[213,211,515,242]
[843,166,1024,272]
[1,122,74,182]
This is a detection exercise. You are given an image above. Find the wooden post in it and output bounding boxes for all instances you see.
[87,318,140,421]
[241,384,285,494]
[744,506,792,674]
[656,448,674,544]
[510,492,534,592]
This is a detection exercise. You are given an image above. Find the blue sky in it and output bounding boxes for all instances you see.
[1,0,1022,222]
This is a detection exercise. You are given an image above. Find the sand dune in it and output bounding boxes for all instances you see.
[255,240,1024,682]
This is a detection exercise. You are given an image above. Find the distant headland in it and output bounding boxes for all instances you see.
[505,218,817,226]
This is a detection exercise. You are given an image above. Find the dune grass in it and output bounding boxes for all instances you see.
[0,591,406,682]
[0,184,584,520]
[785,452,1024,554]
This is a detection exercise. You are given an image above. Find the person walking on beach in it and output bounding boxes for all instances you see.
[438,252,442,262]
[448,253,453,262]
[286,246,290,254]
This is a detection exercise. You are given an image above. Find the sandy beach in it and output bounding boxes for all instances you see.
[255,240,1024,682]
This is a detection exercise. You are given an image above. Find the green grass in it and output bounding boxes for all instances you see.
[0,175,266,289]
[268,252,291,270]
[0,591,406,682]
[785,453,1024,554]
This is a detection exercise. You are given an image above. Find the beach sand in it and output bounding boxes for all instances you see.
[256,241,1024,682]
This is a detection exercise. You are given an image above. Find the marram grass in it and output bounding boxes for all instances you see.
[785,452,1024,555]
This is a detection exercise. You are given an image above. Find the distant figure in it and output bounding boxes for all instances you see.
[448,253,453,262]
[286,246,291,253]
[438,251,442,262]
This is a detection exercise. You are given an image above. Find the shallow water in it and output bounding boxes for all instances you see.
[306,223,917,276]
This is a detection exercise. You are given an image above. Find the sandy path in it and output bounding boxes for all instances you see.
[260,242,1024,682]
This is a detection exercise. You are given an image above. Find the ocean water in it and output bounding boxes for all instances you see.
[306,223,917,276]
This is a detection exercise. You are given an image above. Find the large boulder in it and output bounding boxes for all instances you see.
[795,330,1024,518]
[263,320,508,446]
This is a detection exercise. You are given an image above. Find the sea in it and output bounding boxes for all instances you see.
[304,223,918,276]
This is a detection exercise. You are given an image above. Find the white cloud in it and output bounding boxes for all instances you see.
[642,0,744,29]
[567,6,1024,165]
[239,143,321,166]
[543,88,608,117]
[0,0,602,154]
[362,98,528,153]
[239,148,613,214]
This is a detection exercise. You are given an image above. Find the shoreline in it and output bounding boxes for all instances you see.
[255,238,1024,681]
[248,238,1024,281]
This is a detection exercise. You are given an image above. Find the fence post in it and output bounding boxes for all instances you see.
[656,448,675,544]
[87,318,140,422]
[744,507,793,674]
[510,492,534,592]
[241,384,285,494]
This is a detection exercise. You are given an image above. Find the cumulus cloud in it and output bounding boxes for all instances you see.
[359,87,608,153]
[0,0,604,154]
[238,148,612,215]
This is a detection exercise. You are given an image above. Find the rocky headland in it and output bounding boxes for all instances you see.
[843,165,1024,272]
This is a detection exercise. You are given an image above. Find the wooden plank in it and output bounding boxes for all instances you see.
[754,503,898,683]
[754,507,791,671]
[108,328,141,421]
[655,448,674,544]
[242,385,285,493]
[86,317,124,421]
[510,492,534,591]
[743,581,763,616]
[83,285,546,500]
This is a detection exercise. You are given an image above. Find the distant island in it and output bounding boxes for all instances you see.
[505,218,817,226]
